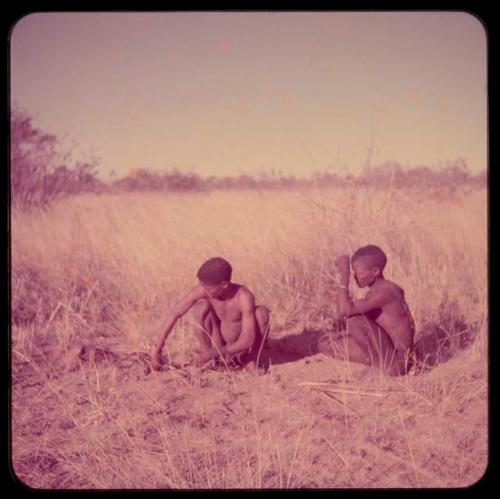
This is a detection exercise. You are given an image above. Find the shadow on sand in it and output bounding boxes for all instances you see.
[261,328,322,367]
[413,320,477,373]
[259,318,478,374]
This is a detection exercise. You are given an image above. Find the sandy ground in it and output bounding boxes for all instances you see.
[11,323,487,490]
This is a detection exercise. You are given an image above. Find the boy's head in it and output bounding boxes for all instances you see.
[197,257,232,298]
[351,245,387,288]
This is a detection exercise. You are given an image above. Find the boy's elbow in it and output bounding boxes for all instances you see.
[163,311,181,328]
[171,305,188,320]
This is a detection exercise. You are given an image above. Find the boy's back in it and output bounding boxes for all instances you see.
[362,279,415,351]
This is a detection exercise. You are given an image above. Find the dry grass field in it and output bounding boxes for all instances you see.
[10,185,487,489]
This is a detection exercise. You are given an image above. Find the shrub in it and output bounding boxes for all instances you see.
[10,106,100,210]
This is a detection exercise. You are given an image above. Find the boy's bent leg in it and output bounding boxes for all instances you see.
[255,306,271,348]
[318,315,395,370]
[318,331,374,366]
[191,300,212,351]
[346,316,400,373]
[255,305,270,329]
[387,349,414,376]
[191,301,224,355]
[239,305,271,373]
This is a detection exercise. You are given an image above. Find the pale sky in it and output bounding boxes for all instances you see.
[10,11,487,179]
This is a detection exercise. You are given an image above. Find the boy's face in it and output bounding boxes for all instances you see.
[200,280,229,298]
[352,258,380,288]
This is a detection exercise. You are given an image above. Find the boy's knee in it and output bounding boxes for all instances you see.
[255,306,270,328]
[317,333,340,357]
[346,315,367,328]
[317,335,329,354]
[346,315,378,340]
[387,363,410,377]
[387,353,413,376]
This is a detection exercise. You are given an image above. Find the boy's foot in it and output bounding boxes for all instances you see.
[243,360,266,375]
[357,365,384,382]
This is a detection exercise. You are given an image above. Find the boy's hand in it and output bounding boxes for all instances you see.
[193,349,216,367]
[335,254,351,283]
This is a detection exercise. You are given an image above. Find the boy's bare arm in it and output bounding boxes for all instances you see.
[222,290,257,356]
[335,254,351,317]
[150,285,206,368]
[339,287,392,317]
[334,254,391,318]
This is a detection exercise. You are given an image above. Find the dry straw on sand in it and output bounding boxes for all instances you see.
[11,186,487,488]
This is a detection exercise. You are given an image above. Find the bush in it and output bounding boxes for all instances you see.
[10,107,100,210]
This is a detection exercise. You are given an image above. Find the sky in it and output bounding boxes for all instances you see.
[10,11,487,179]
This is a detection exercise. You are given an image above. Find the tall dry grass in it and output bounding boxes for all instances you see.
[11,186,487,356]
[11,185,488,488]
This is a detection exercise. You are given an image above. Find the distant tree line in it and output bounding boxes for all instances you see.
[11,107,486,211]
[108,162,485,194]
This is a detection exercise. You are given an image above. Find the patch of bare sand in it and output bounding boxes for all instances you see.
[11,331,487,489]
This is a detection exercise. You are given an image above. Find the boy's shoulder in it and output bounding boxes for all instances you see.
[235,283,255,299]
[371,279,405,299]
[189,283,209,298]
[231,284,257,308]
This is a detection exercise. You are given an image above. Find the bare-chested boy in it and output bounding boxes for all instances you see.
[150,257,270,373]
[318,245,415,376]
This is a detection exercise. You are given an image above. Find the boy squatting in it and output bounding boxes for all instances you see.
[318,245,416,376]
[151,257,270,373]
[151,246,415,377]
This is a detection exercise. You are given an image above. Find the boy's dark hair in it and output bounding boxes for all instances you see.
[197,257,232,284]
[352,245,387,271]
